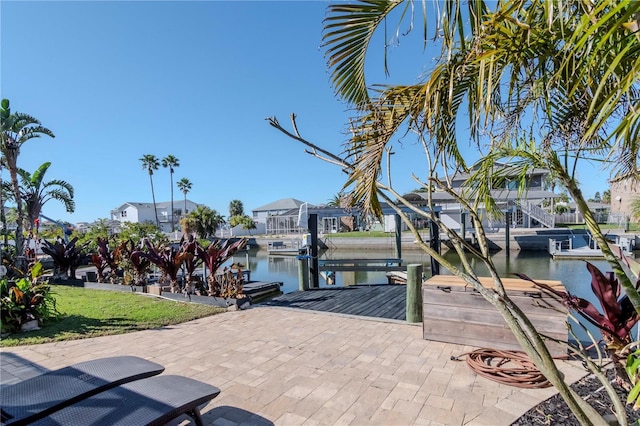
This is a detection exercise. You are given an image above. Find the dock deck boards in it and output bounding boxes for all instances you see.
[260,284,407,321]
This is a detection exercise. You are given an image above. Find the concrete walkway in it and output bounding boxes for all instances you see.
[1,307,586,425]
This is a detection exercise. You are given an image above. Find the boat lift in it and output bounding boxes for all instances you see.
[38,214,74,243]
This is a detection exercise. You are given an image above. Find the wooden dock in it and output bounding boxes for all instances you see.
[260,284,407,321]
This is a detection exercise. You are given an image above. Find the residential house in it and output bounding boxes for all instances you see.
[255,197,430,236]
[610,177,639,226]
[110,200,200,233]
[252,198,306,230]
[404,163,559,230]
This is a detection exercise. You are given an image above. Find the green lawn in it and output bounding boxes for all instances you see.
[1,285,225,347]
[558,223,640,232]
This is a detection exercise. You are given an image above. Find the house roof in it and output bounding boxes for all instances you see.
[451,163,550,182]
[252,198,306,212]
[111,200,198,212]
[403,189,558,203]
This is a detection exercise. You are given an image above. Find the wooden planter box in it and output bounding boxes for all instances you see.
[422,275,568,356]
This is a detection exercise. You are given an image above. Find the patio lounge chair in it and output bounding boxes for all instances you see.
[1,356,164,425]
[29,375,221,426]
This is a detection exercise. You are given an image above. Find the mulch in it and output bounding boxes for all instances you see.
[512,369,640,425]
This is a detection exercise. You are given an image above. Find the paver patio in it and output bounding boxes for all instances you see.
[0,306,586,425]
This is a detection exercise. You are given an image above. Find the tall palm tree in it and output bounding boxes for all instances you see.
[15,162,75,232]
[161,154,180,232]
[228,199,244,217]
[140,154,160,228]
[177,178,192,217]
[1,99,54,259]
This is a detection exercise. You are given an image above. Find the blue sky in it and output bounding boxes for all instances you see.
[1,1,607,224]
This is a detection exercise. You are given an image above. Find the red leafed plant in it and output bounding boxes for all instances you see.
[198,238,248,297]
[516,262,640,386]
[117,239,152,291]
[516,263,639,352]
[95,237,120,283]
[180,235,204,295]
[141,239,186,293]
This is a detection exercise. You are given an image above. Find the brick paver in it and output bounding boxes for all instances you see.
[0,306,586,425]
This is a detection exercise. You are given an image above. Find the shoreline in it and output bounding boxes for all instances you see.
[249,228,639,252]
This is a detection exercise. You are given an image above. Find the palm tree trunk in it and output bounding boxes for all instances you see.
[170,171,175,232]
[8,162,25,267]
[149,173,159,228]
[183,193,187,218]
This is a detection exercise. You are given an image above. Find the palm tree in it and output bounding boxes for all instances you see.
[1,99,54,260]
[140,154,160,228]
[15,162,75,233]
[229,200,244,217]
[188,206,225,239]
[327,192,345,208]
[162,154,180,232]
[270,1,640,422]
[177,178,192,217]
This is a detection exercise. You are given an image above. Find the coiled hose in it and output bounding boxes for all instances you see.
[455,348,552,389]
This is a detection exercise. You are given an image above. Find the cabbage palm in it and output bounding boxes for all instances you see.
[177,178,192,217]
[188,205,225,239]
[1,99,54,259]
[161,154,180,232]
[229,199,244,217]
[140,154,160,227]
[15,162,74,233]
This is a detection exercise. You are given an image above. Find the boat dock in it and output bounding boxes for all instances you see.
[260,284,407,321]
[548,232,635,260]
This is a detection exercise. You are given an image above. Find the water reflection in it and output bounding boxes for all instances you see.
[230,248,611,300]
[228,248,621,343]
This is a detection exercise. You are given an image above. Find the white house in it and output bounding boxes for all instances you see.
[252,198,306,225]
[110,200,200,232]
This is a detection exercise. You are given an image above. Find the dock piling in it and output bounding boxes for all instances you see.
[297,255,310,291]
[406,264,423,323]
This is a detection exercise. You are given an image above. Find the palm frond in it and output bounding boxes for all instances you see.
[323,1,403,107]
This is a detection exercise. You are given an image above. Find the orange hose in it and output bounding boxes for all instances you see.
[459,348,552,388]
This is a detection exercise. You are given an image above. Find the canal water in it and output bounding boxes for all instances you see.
[229,248,611,299]
[228,248,622,343]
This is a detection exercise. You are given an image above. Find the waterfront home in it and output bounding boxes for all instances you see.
[110,200,201,233]
[404,162,560,231]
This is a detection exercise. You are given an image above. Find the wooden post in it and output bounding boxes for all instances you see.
[505,211,511,257]
[429,211,441,275]
[460,211,466,243]
[308,213,319,288]
[406,264,423,323]
[297,255,309,291]
[394,214,402,260]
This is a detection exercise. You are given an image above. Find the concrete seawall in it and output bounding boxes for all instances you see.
[252,229,639,252]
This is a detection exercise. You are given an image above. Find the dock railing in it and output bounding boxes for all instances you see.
[318,258,404,272]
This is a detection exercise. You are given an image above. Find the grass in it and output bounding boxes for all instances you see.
[1,285,225,347]
[558,223,640,232]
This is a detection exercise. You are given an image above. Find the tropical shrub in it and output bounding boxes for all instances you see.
[179,235,204,295]
[518,259,640,389]
[141,239,185,293]
[0,276,58,333]
[115,239,152,291]
[198,238,248,297]
[40,237,87,280]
